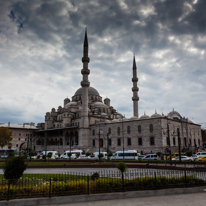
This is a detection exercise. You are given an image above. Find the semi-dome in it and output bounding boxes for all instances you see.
[139,112,150,120]
[94,102,108,108]
[64,101,77,108]
[74,87,100,96]
[167,109,182,120]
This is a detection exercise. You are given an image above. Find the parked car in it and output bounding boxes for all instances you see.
[142,154,158,160]
[60,150,83,159]
[193,152,206,161]
[172,156,193,161]
[197,156,206,162]
[77,155,91,159]
[138,155,145,160]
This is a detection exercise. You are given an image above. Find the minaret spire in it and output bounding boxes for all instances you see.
[79,28,90,149]
[131,54,139,118]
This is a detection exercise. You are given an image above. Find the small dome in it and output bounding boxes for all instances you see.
[94,102,108,108]
[151,110,162,118]
[188,120,193,123]
[122,117,128,121]
[78,107,90,112]
[139,112,150,120]
[64,101,77,108]
[74,87,100,96]
[101,113,107,117]
[130,116,138,120]
[105,120,111,123]
[112,118,120,123]
[167,109,182,120]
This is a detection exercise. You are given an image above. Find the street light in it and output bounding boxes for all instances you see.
[121,116,125,160]
[167,123,172,165]
[107,132,110,161]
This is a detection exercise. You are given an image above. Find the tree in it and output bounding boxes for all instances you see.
[117,162,127,191]
[0,127,12,149]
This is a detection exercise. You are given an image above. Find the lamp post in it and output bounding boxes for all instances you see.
[107,132,110,161]
[29,134,32,162]
[177,128,181,162]
[121,116,125,160]
[45,131,47,162]
[167,124,172,165]
[98,125,101,163]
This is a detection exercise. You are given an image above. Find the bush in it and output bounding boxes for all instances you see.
[186,151,192,157]
[91,172,99,181]
[3,156,27,181]
[47,152,52,158]
[117,162,127,174]
[8,152,15,157]
[156,152,162,157]
[98,153,103,158]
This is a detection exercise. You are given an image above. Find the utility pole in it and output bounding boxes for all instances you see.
[107,133,110,161]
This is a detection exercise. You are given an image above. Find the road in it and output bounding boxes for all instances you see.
[37,192,206,206]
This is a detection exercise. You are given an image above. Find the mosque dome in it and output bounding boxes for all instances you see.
[74,87,100,96]
[151,110,162,118]
[112,118,120,123]
[139,112,150,120]
[130,116,139,120]
[167,109,182,120]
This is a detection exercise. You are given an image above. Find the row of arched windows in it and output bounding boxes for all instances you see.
[92,124,154,136]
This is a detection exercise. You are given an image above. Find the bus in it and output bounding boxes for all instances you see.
[110,150,138,160]
[0,149,17,158]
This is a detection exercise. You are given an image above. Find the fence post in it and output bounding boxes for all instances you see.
[154,172,156,190]
[87,175,89,195]
[7,179,10,201]
[49,177,51,198]
[184,170,187,187]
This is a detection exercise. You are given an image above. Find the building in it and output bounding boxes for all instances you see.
[34,30,202,154]
[0,122,38,152]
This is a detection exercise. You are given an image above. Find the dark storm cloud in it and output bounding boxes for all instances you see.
[0,0,205,125]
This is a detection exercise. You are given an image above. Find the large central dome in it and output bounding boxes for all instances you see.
[74,87,100,96]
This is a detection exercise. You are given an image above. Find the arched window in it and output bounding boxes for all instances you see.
[93,129,95,136]
[149,124,153,132]
[75,132,78,145]
[127,126,130,134]
[138,125,141,133]
[117,127,120,136]
[108,128,111,134]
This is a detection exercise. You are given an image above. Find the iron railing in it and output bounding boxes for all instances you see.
[0,168,206,201]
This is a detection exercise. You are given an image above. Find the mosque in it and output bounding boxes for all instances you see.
[35,30,202,154]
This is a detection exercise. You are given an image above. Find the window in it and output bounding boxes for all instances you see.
[173,137,176,146]
[19,133,21,136]
[16,144,18,147]
[117,127,120,136]
[149,124,153,132]
[19,138,20,140]
[138,138,142,145]
[118,138,121,146]
[93,129,95,136]
[150,137,154,145]
[198,139,200,146]
[194,139,196,147]
[108,128,111,134]
[127,138,131,146]
[189,139,191,146]
[93,139,95,146]
[138,125,141,133]
[127,126,130,134]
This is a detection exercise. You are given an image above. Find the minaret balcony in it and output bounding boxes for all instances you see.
[81,69,90,75]
[132,87,139,92]
[132,77,138,82]
[132,96,139,101]
[82,57,90,63]
[81,81,90,87]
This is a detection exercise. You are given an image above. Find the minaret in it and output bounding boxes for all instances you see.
[131,54,139,117]
[79,28,90,149]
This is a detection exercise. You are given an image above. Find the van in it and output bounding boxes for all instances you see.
[40,151,58,159]
[60,150,83,159]
[194,152,206,161]
[110,150,138,160]
[90,152,107,160]
[142,154,158,160]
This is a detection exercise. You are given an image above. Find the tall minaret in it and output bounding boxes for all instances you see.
[131,55,139,118]
[79,28,90,149]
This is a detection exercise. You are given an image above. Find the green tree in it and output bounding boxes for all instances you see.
[3,156,27,182]
[0,127,12,148]
[117,162,127,191]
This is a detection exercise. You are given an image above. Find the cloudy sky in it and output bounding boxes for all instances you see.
[0,0,206,129]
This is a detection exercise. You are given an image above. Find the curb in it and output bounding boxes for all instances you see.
[1,186,206,206]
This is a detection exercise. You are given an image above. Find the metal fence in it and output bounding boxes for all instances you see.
[1,168,206,201]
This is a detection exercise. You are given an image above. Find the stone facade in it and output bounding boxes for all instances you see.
[0,122,38,152]
[34,30,202,155]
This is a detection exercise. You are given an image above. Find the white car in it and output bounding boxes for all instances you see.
[172,156,193,161]
[77,155,91,159]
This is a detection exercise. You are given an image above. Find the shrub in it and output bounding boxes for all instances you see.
[91,172,99,181]
[156,152,162,157]
[47,152,52,158]
[186,151,192,157]
[8,152,15,157]
[3,156,27,181]
[86,152,90,157]
[117,162,127,174]
[98,153,103,158]
[67,153,72,157]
